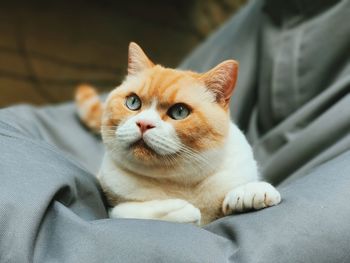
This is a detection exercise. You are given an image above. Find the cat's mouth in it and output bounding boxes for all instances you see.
[130,139,151,150]
[125,134,180,159]
[129,138,159,157]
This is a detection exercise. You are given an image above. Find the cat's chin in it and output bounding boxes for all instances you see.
[129,139,161,161]
[127,137,177,162]
[109,141,218,182]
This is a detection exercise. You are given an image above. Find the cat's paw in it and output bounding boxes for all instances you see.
[160,199,201,225]
[222,182,281,215]
[109,199,201,225]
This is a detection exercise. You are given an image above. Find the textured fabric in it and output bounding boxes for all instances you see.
[0,117,234,263]
[181,0,350,185]
[1,0,350,262]
[0,103,104,174]
[1,108,350,262]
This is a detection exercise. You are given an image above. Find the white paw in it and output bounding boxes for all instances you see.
[223,182,281,215]
[160,199,201,225]
[109,199,201,225]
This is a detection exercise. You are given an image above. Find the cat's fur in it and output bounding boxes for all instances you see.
[75,42,281,225]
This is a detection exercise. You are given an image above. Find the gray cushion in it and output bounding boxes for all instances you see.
[1,107,349,262]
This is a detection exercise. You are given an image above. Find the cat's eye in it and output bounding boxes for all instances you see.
[167,103,190,120]
[125,94,141,111]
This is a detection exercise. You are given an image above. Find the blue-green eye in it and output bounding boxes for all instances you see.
[168,103,190,120]
[125,94,141,110]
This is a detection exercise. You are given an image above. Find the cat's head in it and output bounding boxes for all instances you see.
[102,42,238,181]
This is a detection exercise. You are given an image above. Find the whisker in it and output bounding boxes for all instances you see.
[149,134,216,172]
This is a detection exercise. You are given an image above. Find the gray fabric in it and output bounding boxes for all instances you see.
[206,152,350,263]
[181,0,350,185]
[1,108,350,262]
[0,117,234,263]
[1,0,350,262]
[0,103,104,174]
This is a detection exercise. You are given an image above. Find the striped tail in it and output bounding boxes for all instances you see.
[75,84,103,134]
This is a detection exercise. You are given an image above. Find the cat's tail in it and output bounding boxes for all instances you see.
[75,84,103,134]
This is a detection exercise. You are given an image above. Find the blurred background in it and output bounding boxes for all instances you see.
[0,0,246,107]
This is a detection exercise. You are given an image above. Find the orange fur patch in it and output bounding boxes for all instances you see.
[75,84,103,133]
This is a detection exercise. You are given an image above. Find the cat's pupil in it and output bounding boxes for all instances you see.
[178,107,185,116]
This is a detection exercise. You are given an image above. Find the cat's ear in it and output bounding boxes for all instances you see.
[200,60,239,107]
[128,42,154,75]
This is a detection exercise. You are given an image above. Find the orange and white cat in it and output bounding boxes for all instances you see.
[75,42,281,225]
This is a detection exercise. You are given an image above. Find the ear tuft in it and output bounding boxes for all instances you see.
[200,60,239,106]
[128,42,154,75]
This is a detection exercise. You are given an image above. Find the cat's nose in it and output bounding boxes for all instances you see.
[136,120,155,134]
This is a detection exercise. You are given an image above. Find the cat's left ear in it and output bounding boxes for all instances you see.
[200,60,239,107]
[128,42,154,75]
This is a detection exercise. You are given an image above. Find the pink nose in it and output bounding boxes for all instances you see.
[136,120,155,134]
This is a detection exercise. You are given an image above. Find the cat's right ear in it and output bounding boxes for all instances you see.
[128,42,154,75]
[200,60,239,108]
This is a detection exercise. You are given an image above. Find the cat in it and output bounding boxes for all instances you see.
[75,42,281,225]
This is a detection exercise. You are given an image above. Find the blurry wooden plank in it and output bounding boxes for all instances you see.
[0,0,246,107]
[0,79,46,107]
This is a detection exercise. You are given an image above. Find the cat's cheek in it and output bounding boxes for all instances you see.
[138,121,179,155]
[115,122,141,146]
[169,111,222,151]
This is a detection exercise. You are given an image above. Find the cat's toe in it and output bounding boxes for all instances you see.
[261,184,281,207]
[222,187,245,215]
[223,182,281,215]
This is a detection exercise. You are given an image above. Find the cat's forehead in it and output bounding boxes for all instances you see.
[119,66,215,106]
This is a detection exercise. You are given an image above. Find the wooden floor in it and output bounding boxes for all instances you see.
[0,0,243,107]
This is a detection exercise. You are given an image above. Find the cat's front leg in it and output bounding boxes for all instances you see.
[222,182,281,215]
[110,199,201,225]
